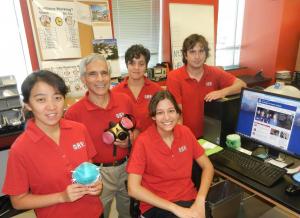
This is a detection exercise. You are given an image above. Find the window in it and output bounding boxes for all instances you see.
[0,0,31,90]
[216,0,245,67]
[111,0,162,74]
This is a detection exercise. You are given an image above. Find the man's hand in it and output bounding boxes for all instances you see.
[204,90,227,102]
[114,130,133,148]
[114,138,129,148]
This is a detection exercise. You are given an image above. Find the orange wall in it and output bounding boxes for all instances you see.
[240,0,300,80]
[240,0,283,79]
[275,0,300,71]
[162,0,219,64]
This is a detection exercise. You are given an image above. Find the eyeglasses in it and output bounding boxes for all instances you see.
[85,71,109,79]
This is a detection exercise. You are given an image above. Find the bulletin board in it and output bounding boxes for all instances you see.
[169,3,215,69]
[27,0,120,98]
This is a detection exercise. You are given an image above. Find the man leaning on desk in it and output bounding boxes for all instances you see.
[167,34,246,139]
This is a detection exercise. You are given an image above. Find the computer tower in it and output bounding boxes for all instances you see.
[203,94,240,146]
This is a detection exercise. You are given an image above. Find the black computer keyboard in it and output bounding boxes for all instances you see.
[210,148,286,187]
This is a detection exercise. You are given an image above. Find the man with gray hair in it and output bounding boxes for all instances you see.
[65,53,134,218]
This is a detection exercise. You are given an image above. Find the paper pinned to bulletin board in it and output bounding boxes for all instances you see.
[31,0,81,60]
[28,0,121,99]
[169,3,215,69]
[93,39,120,78]
[29,0,114,60]
[40,59,86,97]
[27,0,121,80]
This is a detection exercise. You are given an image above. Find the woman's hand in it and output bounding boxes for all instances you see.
[190,201,205,218]
[86,179,103,196]
[61,183,88,203]
[171,204,198,218]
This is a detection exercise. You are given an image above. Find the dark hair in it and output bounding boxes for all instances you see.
[125,44,151,67]
[148,90,181,117]
[182,34,210,65]
[21,70,68,103]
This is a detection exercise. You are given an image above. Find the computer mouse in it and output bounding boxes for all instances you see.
[285,184,300,196]
[292,172,300,183]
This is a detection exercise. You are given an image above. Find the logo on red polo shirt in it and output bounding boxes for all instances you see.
[116,112,125,119]
[206,81,213,87]
[144,94,152,100]
[72,141,86,150]
[178,145,187,153]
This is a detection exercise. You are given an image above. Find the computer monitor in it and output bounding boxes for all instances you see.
[236,88,300,158]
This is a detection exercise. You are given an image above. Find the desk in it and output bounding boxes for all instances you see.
[0,132,24,217]
[212,161,300,217]
[237,74,272,88]
[0,195,27,217]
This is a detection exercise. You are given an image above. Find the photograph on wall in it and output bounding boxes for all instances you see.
[90,3,110,22]
[93,39,119,60]
[32,0,81,60]
[90,1,113,39]
[92,39,121,78]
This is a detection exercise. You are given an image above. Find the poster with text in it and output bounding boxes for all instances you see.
[40,59,86,97]
[32,0,81,60]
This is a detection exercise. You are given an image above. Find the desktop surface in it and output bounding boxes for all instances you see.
[211,158,300,215]
[210,88,300,215]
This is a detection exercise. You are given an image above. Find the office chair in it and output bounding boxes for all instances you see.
[129,199,212,218]
[130,197,140,218]
[126,171,213,218]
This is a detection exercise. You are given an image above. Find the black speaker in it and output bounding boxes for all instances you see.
[203,94,240,146]
[294,71,300,89]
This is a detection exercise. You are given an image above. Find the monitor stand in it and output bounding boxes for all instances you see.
[241,138,259,151]
[265,148,294,168]
[251,146,294,168]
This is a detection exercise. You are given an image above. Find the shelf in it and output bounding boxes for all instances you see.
[0,83,17,89]
[0,75,23,135]
[0,106,22,111]
[0,94,20,100]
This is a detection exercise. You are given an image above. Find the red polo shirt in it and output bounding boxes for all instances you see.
[64,91,134,163]
[112,77,162,132]
[167,64,235,138]
[2,119,102,218]
[127,124,204,213]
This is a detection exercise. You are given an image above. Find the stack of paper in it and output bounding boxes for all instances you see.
[198,139,223,156]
